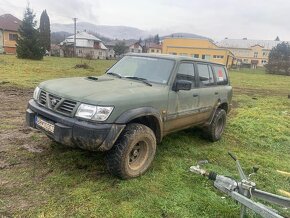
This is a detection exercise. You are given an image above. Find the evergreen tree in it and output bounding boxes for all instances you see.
[275,36,280,41]
[265,42,290,75]
[40,10,51,51]
[16,6,44,60]
[154,34,160,44]
[113,41,127,56]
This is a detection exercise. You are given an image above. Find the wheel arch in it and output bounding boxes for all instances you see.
[205,101,229,126]
[115,107,163,143]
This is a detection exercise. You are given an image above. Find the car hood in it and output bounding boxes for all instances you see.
[39,75,169,106]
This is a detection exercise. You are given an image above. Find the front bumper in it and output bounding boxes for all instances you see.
[26,99,125,151]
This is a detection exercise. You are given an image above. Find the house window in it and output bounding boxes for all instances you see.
[213,55,224,59]
[78,50,82,54]
[9,33,18,41]
[131,48,134,52]
[194,54,199,58]
[254,52,258,58]
[99,51,102,56]
[263,52,267,56]
[202,55,206,59]
[261,60,267,64]
[151,49,154,53]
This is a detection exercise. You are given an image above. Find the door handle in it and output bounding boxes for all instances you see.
[193,94,199,97]
[215,92,219,95]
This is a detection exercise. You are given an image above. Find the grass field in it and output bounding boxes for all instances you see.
[0,55,289,217]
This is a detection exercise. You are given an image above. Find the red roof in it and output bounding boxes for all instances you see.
[147,43,162,49]
[0,14,22,32]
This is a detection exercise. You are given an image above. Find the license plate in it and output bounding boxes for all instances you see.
[35,116,55,134]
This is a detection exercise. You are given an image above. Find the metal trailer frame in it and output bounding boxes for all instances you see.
[190,152,290,218]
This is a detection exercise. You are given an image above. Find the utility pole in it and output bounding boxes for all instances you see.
[73,17,77,57]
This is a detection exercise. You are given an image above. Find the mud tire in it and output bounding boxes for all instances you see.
[203,108,226,142]
[105,123,156,179]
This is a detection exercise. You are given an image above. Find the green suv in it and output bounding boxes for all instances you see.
[26,53,232,179]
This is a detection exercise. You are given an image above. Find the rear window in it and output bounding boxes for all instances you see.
[212,65,228,85]
[197,64,215,86]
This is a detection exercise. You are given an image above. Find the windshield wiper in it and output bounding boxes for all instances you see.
[125,76,152,86]
[107,72,122,78]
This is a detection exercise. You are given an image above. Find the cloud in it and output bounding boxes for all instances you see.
[32,0,99,23]
[0,0,99,24]
[0,0,290,40]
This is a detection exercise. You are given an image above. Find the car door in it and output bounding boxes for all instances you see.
[164,62,201,133]
[195,63,220,121]
[211,64,232,106]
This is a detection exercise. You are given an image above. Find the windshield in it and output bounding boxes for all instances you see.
[107,56,175,84]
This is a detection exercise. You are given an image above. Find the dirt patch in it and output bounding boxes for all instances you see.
[0,86,45,151]
[233,86,288,97]
[0,86,52,214]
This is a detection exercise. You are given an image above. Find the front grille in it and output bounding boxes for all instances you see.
[59,100,77,114]
[39,90,47,105]
[49,94,61,106]
[37,90,78,116]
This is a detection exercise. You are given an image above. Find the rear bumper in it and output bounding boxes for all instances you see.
[26,99,125,151]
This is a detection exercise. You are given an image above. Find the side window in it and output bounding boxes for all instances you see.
[212,65,228,85]
[197,64,215,86]
[176,63,195,86]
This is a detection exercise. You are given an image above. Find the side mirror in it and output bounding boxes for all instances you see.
[173,80,192,92]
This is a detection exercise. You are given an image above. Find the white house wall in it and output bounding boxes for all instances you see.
[76,39,94,48]
[0,31,3,53]
[76,47,107,59]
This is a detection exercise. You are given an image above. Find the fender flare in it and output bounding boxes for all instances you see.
[205,100,228,126]
[115,107,163,142]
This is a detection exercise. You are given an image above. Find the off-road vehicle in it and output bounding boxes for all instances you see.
[26,53,232,179]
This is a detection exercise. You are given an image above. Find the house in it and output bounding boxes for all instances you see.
[162,36,234,68]
[50,44,61,56]
[0,14,21,54]
[217,38,289,68]
[104,41,116,59]
[146,43,162,53]
[128,42,143,53]
[60,31,107,59]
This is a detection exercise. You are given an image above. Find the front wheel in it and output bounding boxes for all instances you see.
[105,123,156,179]
[203,108,227,142]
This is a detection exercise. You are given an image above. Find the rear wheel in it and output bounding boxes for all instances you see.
[105,123,156,179]
[203,108,226,142]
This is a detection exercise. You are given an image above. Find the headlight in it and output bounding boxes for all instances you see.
[33,87,40,100]
[94,106,114,121]
[75,104,114,121]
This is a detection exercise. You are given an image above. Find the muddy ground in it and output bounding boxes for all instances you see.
[0,86,52,216]
[0,86,47,158]
[0,86,107,217]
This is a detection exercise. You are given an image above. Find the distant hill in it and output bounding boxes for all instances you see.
[51,22,210,43]
[51,31,71,44]
[51,22,150,40]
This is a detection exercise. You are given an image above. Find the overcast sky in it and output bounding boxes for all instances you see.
[1,0,290,40]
